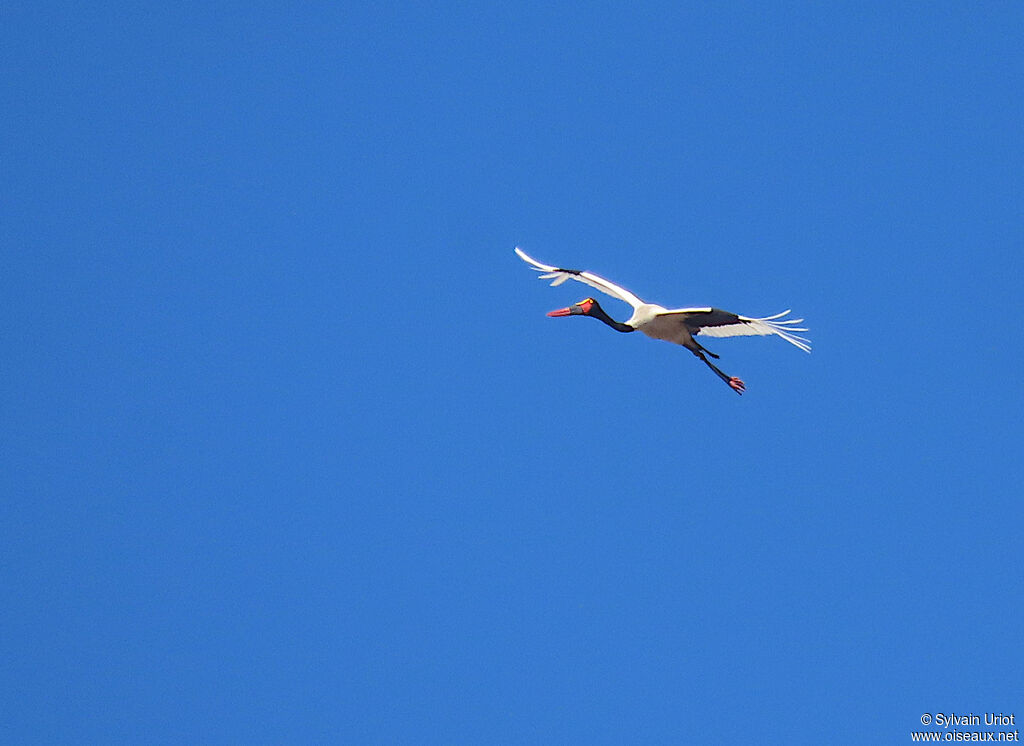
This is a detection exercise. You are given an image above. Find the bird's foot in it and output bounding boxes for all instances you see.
[728,377,745,395]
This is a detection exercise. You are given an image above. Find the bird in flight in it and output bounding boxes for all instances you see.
[515,247,810,394]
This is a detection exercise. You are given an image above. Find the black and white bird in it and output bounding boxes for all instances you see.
[515,247,810,394]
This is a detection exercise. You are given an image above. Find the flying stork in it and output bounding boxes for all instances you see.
[515,247,810,394]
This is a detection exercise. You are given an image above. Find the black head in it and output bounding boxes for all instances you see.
[544,298,634,333]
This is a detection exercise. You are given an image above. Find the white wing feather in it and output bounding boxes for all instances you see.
[694,310,812,353]
[514,247,645,309]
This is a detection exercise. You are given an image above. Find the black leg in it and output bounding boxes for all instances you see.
[695,341,719,359]
[695,351,745,395]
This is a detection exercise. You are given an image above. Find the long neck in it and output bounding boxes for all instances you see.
[590,303,635,333]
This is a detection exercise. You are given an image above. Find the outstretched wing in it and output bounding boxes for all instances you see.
[514,247,645,309]
[666,307,812,353]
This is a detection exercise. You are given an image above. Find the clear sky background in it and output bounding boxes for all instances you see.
[3,2,1022,743]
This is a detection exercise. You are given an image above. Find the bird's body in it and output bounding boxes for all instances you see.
[634,307,698,345]
[515,247,811,394]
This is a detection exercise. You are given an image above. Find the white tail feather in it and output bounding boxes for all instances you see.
[697,310,812,352]
[757,314,812,352]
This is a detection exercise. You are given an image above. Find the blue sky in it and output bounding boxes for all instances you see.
[3,2,1022,743]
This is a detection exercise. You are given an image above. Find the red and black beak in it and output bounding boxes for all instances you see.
[546,306,577,317]
[546,299,593,317]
